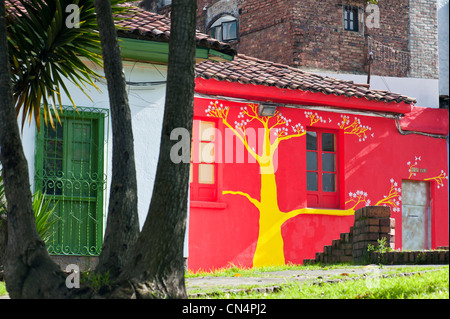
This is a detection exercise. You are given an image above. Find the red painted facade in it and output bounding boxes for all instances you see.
[188,79,449,272]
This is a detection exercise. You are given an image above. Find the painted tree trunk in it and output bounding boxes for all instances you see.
[253,166,291,267]
[212,104,357,268]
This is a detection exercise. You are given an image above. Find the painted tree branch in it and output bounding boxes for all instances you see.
[375,179,401,212]
[223,190,261,209]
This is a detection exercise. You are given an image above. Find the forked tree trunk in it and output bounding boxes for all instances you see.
[93,0,140,280]
[113,0,197,299]
[0,0,67,298]
[0,0,196,298]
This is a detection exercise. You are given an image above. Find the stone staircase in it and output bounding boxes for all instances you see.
[304,206,449,265]
[303,229,354,265]
[304,206,394,265]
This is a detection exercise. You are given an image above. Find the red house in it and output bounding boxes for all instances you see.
[187,54,449,271]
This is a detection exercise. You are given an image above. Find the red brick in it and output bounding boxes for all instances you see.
[380,226,391,234]
[366,206,391,219]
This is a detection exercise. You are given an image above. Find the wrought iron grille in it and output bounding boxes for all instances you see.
[35,106,109,256]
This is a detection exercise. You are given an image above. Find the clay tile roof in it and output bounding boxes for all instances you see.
[196,54,416,105]
[6,0,235,56]
[115,4,235,56]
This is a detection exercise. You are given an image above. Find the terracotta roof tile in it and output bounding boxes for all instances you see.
[6,1,235,56]
[196,54,416,105]
[6,1,415,106]
[115,4,235,56]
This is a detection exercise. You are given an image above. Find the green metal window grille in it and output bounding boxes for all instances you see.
[35,106,109,256]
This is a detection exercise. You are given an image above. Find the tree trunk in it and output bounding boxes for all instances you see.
[93,0,140,279]
[0,213,6,278]
[114,0,197,299]
[253,166,286,267]
[0,0,67,298]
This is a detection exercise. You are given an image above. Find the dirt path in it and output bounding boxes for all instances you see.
[0,264,447,299]
[186,264,448,297]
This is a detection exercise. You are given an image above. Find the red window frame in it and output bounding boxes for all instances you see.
[190,118,218,202]
[306,127,340,208]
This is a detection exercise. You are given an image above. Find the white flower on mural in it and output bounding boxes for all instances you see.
[345,189,371,210]
[375,179,402,212]
[426,170,448,189]
[338,114,372,142]
[406,156,448,189]
[205,102,306,163]
[304,111,325,126]
[406,156,421,178]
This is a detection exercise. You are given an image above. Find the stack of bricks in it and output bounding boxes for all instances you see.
[352,206,395,263]
[303,206,394,265]
[303,229,354,265]
[304,206,450,265]
[369,249,449,265]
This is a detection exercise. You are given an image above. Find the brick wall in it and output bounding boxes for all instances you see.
[193,0,437,79]
[240,0,412,77]
[303,206,449,265]
[291,0,367,74]
[197,0,240,31]
[352,206,395,263]
[365,0,410,77]
[237,0,295,65]
[408,0,439,79]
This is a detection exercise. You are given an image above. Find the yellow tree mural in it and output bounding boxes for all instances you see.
[407,156,448,188]
[206,102,354,267]
[345,178,402,213]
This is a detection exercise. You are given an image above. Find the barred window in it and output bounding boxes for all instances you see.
[35,106,108,256]
[343,5,359,32]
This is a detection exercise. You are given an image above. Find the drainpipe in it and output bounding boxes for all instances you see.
[367,51,373,86]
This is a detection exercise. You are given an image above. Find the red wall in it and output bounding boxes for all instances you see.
[188,96,449,272]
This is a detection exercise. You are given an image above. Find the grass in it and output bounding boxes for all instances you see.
[186,262,354,278]
[0,281,6,297]
[1,264,448,299]
[191,266,449,299]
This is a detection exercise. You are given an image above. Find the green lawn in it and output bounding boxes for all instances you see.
[0,281,6,297]
[1,265,448,299]
[186,262,354,277]
[192,266,449,299]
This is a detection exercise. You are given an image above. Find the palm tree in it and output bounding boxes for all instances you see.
[6,0,109,131]
[1,0,197,298]
[0,0,130,298]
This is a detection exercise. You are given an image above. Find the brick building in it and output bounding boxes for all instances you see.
[144,0,441,107]
[195,0,438,80]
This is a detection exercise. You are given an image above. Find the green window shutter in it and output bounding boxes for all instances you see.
[35,106,109,256]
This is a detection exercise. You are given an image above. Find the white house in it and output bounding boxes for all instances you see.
[16,5,234,268]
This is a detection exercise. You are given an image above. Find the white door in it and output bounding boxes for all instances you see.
[401,180,431,250]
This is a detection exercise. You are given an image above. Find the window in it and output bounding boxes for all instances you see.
[190,119,217,201]
[306,128,340,208]
[208,15,238,42]
[35,107,107,255]
[343,5,359,32]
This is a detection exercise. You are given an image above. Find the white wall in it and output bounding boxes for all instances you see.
[318,72,439,108]
[21,60,168,228]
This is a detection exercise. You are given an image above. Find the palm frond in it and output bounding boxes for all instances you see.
[32,190,60,245]
[6,0,129,131]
